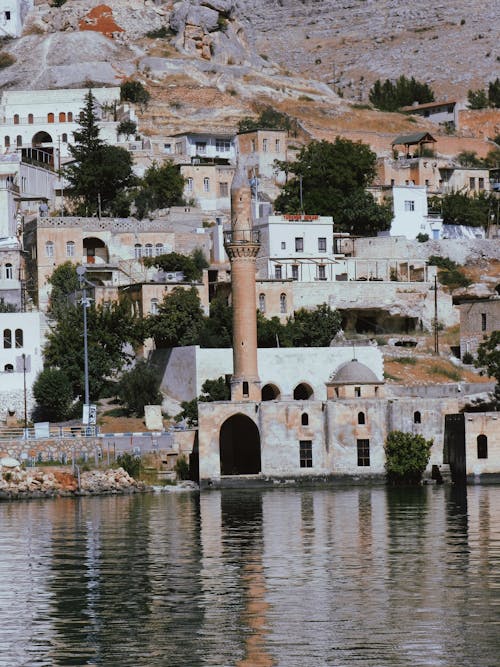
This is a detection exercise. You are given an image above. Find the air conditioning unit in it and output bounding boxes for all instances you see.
[165,271,185,283]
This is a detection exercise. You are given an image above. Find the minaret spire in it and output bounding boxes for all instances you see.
[224,162,261,401]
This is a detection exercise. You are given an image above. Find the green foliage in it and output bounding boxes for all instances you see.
[120,80,151,108]
[287,304,342,347]
[50,0,67,6]
[146,26,171,38]
[476,331,500,384]
[462,352,474,365]
[118,360,162,417]
[369,75,434,111]
[63,91,136,216]
[429,364,461,381]
[428,255,458,270]
[147,286,205,348]
[44,298,144,401]
[116,452,141,479]
[437,191,494,228]
[427,255,471,289]
[47,262,80,318]
[143,250,206,281]
[456,150,484,167]
[385,431,433,483]
[117,119,137,139]
[198,296,233,348]
[393,356,417,365]
[238,105,293,132]
[33,368,73,422]
[0,298,18,313]
[416,233,429,242]
[274,138,391,235]
[176,399,198,427]
[467,88,488,109]
[489,78,500,107]
[199,377,230,401]
[174,454,190,480]
[134,160,185,219]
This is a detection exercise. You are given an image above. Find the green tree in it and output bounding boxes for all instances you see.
[0,298,18,313]
[64,90,136,216]
[33,368,73,421]
[47,262,80,318]
[476,331,500,384]
[199,296,233,348]
[118,359,163,416]
[456,150,484,167]
[120,80,151,108]
[274,138,391,235]
[116,452,141,478]
[439,191,493,228]
[287,304,342,347]
[117,119,137,139]
[147,286,205,348]
[369,75,434,111]
[175,376,230,426]
[384,431,433,484]
[257,312,290,347]
[488,78,500,107]
[134,160,185,219]
[467,88,488,109]
[143,250,206,282]
[238,105,293,133]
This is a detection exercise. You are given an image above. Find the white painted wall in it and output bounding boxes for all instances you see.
[391,186,443,239]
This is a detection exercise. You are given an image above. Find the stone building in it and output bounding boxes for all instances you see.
[457,295,500,358]
[445,412,500,483]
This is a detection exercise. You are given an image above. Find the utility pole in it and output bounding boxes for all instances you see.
[22,352,27,437]
[76,266,92,426]
[434,275,439,356]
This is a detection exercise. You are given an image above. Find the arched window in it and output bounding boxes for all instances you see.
[62,133,68,143]
[4,364,14,372]
[45,241,54,258]
[414,411,421,424]
[477,434,488,459]
[258,293,265,313]
[294,383,313,400]
[47,113,54,123]
[150,298,159,315]
[280,293,287,313]
[3,329,12,348]
[155,243,164,256]
[59,112,66,122]
[203,177,210,192]
[28,113,34,124]
[66,241,75,257]
[68,112,73,122]
[144,243,153,257]
[16,135,22,147]
[358,411,365,425]
[4,136,10,148]
[261,384,280,401]
[15,329,23,348]
[13,114,19,125]
[134,243,142,259]
[5,263,12,279]
[301,413,309,426]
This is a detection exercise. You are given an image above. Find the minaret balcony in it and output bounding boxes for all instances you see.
[223,229,260,245]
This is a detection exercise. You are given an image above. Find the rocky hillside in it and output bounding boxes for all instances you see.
[0,0,498,137]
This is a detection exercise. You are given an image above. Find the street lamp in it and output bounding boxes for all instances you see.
[76,266,92,427]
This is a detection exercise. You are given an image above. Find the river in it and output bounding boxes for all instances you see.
[1,485,499,667]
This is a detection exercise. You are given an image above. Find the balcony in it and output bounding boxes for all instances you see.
[224,230,260,244]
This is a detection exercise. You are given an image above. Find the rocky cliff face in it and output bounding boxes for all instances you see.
[0,1,496,134]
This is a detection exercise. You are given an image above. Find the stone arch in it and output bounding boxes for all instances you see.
[83,237,108,264]
[219,413,261,475]
[32,131,53,146]
[293,382,314,400]
[261,383,281,401]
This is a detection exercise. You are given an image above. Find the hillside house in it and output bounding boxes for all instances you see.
[0,0,32,38]
[401,100,459,130]
[391,185,443,239]
[457,295,500,359]
[171,132,236,163]
[180,162,234,213]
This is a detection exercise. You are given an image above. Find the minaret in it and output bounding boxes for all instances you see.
[224,163,261,401]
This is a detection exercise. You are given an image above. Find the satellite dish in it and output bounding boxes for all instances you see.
[76,266,86,277]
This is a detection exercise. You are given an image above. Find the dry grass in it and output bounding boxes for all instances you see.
[384,354,492,385]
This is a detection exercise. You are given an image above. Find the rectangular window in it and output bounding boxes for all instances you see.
[163,143,171,153]
[478,177,484,190]
[219,181,228,197]
[318,237,327,252]
[317,265,326,280]
[481,313,487,331]
[404,200,415,212]
[216,140,230,152]
[299,440,313,468]
[251,139,256,152]
[195,142,207,154]
[357,439,370,466]
[281,241,286,250]
[292,265,299,280]
[5,11,10,20]
[175,142,183,154]
[469,177,476,190]
[275,265,282,280]
[295,237,304,252]
[66,242,75,257]
[354,386,361,397]
[203,177,210,193]
[262,138,268,152]
[275,139,281,152]
[186,177,193,192]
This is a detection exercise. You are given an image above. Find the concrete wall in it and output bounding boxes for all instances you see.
[160,344,384,402]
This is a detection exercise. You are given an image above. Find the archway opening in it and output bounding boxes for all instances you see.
[83,237,108,264]
[261,383,280,401]
[220,414,261,475]
[293,383,314,400]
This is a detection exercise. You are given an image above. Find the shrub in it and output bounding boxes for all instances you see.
[174,455,190,480]
[120,80,151,107]
[385,431,433,484]
[116,452,141,479]
[33,368,73,422]
[116,119,137,139]
[462,352,474,364]
[0,51,15,69]
[146,26,171,38]
[416,233,429,242]
[117,360,162,417]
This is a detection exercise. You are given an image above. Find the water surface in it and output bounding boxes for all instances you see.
[1,486,499,666]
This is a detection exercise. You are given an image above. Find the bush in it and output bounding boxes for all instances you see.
[416,233,429,242]
[462,352,474,364]
[116,452,141,479]
[385,431,433,484]
[0,51,15,69]
[120,80,151,107]
[174,455,190,480]
[117,360,162,417]
[116,119,137,139]
[33,368,73,422]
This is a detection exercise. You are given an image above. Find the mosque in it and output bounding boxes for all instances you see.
[197,165,460,487]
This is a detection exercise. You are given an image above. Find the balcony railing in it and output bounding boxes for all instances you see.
[224,230,260,244]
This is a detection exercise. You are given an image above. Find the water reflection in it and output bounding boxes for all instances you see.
[0,486,499,666]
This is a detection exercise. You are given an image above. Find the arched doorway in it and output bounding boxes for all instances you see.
[83,237,108,264]
[293,382,314,400]
[220,414,261,475]
[261,383,280,401]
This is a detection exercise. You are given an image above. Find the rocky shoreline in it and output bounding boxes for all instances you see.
[0,466,149,501]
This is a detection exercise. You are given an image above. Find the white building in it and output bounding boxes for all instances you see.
[0,88,134,161]
[254,214,336,281]
[390,185,443,240]
[170,132,236,163]
[0,311,43,420]
[0,0,33,38]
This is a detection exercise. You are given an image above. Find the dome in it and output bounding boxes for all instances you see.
[329,359,380,385]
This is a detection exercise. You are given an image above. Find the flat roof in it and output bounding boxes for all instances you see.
[400,100,456,112]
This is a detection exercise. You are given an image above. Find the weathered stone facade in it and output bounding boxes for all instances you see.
[458,297,500,359]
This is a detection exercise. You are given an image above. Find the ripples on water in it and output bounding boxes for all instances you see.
[0,486,499,667]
